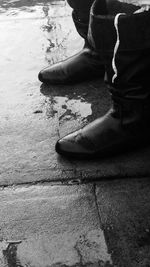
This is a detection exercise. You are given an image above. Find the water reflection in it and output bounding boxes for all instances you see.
[40,82,110,125]
[0,0,66,11]
[0,0,68,20]
[0,0,79,83]
[0,0,110,126]
[0,0,80,66]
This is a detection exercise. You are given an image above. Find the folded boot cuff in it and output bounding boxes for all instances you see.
[89,5,150,51]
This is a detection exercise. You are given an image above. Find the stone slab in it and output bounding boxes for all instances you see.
[96,178,150,267]
[0,184,112,267]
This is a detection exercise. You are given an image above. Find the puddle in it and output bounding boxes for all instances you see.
[40,79,110,124]
[45,96,92,122]
[0,240,22,267]
[0,0,67,17]
[0,0,69,27]
[0,0,81,85]
[0,0,109,143]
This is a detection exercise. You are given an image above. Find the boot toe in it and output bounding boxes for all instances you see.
[38,68,52,83]
[38,70,44,82]
[55,131,95,157]
[55,136,83,156]
[38,64,64,84]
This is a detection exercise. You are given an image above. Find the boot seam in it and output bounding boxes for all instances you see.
[112,13,126,84]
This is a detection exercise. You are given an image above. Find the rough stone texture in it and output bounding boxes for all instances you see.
[0,184,112,267]
[96,178,150,267]
[0,0,150,186]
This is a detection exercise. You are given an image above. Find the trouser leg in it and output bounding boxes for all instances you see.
[106,0,140,14]
[67,0,107,38]
[55,1,150,158]
[67,0,94,38]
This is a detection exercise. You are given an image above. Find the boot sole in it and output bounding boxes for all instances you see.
[55,137,150,160]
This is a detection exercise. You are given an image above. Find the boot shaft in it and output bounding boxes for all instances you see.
[88,3,150,124]
[88,4,150,96]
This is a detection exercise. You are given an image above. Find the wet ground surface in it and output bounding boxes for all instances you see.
[1,0,150,266]
[1,0,150,185]
[0,179,150,267]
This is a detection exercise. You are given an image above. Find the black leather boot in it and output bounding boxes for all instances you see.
[38,0,106,84]
[55,5,150,158]
[38,46,105,84]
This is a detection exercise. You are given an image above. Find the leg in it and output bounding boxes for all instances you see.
[67,0,95,39]
[38,0,106,84]
[55,0,150,158]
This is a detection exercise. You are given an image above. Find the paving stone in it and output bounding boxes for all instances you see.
[0,184,112,267]
[96,178,150,267]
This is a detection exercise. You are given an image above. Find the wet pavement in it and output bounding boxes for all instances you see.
[1,179,150,267]
[1,0,150,266]
[1,0,150,186]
